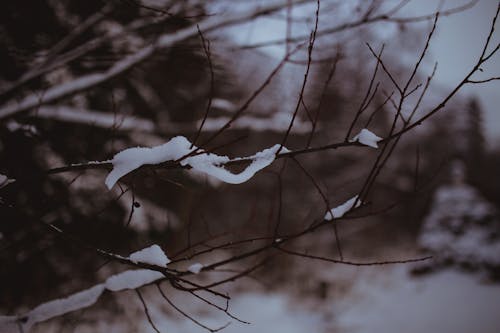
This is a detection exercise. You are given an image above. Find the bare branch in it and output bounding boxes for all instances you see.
[277,246,432,266]
[157,284,230,333]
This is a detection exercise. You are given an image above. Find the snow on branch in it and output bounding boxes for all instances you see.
[129,244,171,267]
[105,269,164,292]
[23,284,105,331]
[30,106,155,132]
[188,263,204,274]
[0,269,164,332]
[349,128,382,148]
[199,112,311,133]
[30,107,311,134]
[324,195,361,221]
[0,174,16,189]
[0,244,179,332]
[105,136,194,189]
[104,136,287,189]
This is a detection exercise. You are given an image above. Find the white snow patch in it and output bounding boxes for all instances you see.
[24,284,105,330]
[324,195,361,221]
[188,263,204,274]
[0,269,166,331]
[350,128,382,148]
[182,144,285,185]
[0,174,15,189]
[150,292,325,333]
[105,136,195,189]
[105,269,164,291]
[129,244,171,267]
[334,266,500,333]
[104,136,286,189]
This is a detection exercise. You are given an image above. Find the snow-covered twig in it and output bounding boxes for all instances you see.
[0,269,163,332]
[29,106,155,132]
[104,136,287,189]
[324,195,362,221]
[349,128,383,148]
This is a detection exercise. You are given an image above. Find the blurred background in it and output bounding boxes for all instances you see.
[0,0,499,332]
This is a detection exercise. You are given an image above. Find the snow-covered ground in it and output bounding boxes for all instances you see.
[18,262,500,332]
[332,266,500,333]
[149,292,325,333]
[149,266,500,333]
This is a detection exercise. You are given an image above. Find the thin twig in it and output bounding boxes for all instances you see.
[156,284,230,333]
[191,25,215,148]
[135,289,162,333]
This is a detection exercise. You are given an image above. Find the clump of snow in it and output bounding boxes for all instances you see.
[350,128,382,148]
[105,269,164,291]
[105,136,195,189]
[25,284,105,330]
[188,263,204,274]
[183,144,285,185]
[104,136,286,189]
[324,195,361,221]
[0,269,167,332]
[129,244,171,267]
[0,174,15,189]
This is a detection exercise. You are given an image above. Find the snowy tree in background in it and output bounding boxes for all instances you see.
[414,160,500,279]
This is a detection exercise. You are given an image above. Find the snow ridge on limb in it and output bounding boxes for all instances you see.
[0,174,15,189]
[183,143,287,185]
[188,263,204,274]
[105,269,164,292]
[324,195,361,221]
[105,136,195,189]
[105,135,287,189]
[0,244,176,332]
[0,270,164,332]
[24,284,105,331]
[350,128,382,148]
[129,244,171,267]
[0,241,216,332]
